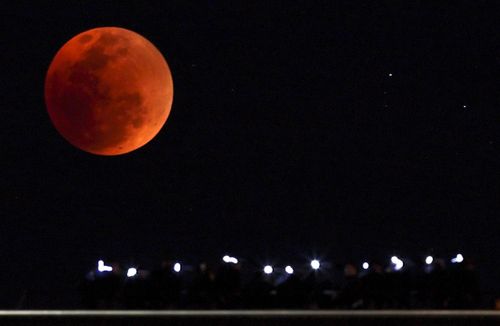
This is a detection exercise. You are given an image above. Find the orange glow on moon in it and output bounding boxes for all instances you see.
[45,27,173,155]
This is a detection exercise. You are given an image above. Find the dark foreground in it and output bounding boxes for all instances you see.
[1,310,500,326]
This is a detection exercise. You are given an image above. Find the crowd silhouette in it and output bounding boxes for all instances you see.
[80,256,483,309]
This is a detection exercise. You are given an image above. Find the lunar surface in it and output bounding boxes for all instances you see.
[45,27,173,155]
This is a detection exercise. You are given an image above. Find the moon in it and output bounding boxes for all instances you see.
[45,27,173,155]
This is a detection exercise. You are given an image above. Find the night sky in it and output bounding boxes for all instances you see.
[1,1,499,308]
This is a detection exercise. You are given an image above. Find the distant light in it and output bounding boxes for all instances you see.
[362,262,369,270]
[463,105,467,109]
[451,253,464,263]
[388,73,393,77]
[173,262,181,273]
[285,265,294,275]
[263,265,273,274]
[391,256,404,271]
[310,259,321,270]
[425,256,434,265]
[97,260,113,272]
[222,255,239,264]
[127,268,137,277]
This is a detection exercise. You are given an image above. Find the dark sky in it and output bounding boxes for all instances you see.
[1,1,499,308]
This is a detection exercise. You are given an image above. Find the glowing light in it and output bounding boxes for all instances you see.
[173,262,181,273]
[222,255,239,264]
[362,262,369,270]
[425,256,434,265]
[388,73,393,77]
[391,256,403,271]
[97,260,112,272]
[285,265,294,274]
[263,265,273,274]
[127,268,137,277]
[451,253,464,263]
[310,259,320,270]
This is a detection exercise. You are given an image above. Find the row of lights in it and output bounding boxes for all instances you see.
[360,253,464,271]
[263,259,321,275]
[97,260,182,275]
[97,254,464,278]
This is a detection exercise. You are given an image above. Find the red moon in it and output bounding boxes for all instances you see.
[45,27,173,155]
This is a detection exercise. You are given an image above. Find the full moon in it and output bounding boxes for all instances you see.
[45,27,173,155]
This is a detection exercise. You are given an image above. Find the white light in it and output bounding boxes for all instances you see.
[451,253,464,263]
[425,256,434,265]
[173,262,181,273]
[97,260,112,272]
[388,73,393,77]
[362,262,369,270]
[222,255,239,264]
[263,265,273,274]
[285,265,294,274]
[391,256,403,271]
[310,259,320,270]
[127,268,137,277]
[463,105,467,108]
